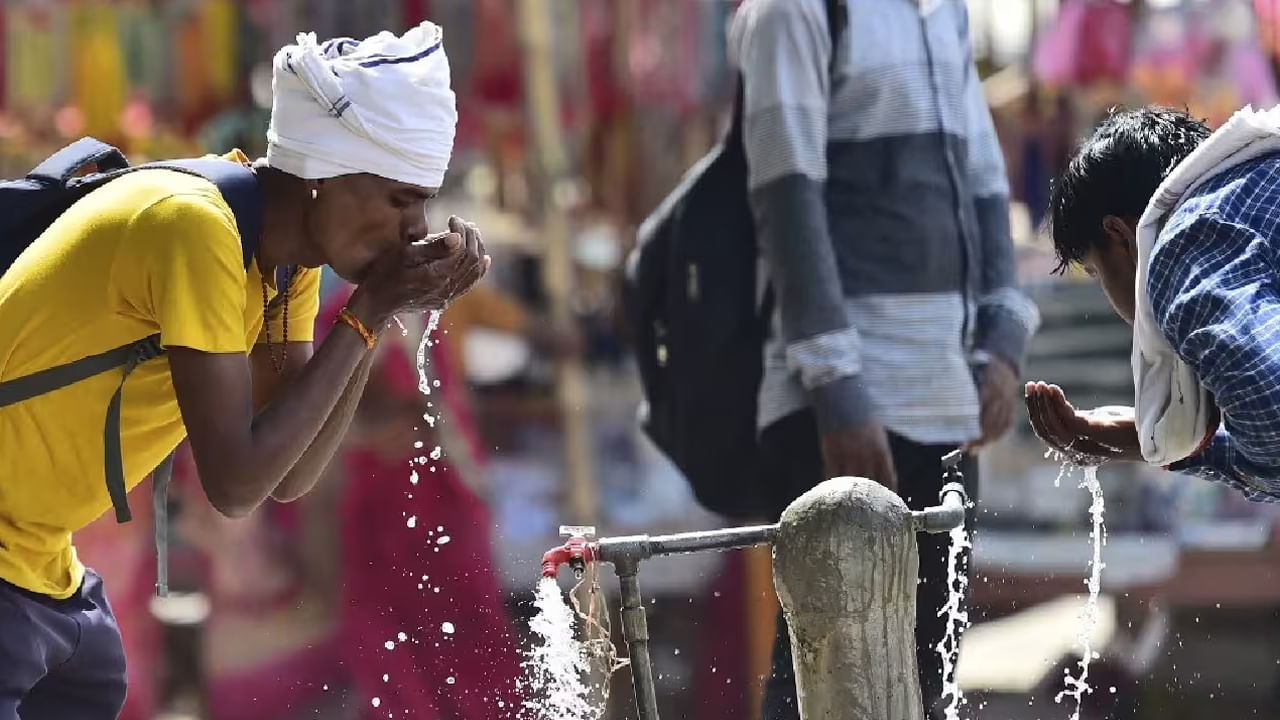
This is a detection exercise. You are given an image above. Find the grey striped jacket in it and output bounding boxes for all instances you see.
[731,0,1040,443]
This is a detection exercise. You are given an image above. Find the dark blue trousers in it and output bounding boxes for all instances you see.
[0,569,127,720]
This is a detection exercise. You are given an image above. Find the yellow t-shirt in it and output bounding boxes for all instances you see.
[0,151,320,598]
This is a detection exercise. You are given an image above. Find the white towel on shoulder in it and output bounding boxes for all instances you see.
[1134,105,1280,465]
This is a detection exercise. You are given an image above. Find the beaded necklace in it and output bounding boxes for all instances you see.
[261,265,293,374]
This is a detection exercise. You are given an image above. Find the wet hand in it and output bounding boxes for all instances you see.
[820,422,898,492]
[352,216,491,323]
[1024,381,1142,462]
[402,216,490,309]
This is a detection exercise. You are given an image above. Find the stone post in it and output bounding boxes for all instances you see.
[772,477,924,720]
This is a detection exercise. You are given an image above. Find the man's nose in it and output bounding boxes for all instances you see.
[405,202,430,241]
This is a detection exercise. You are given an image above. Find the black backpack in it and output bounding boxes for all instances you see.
[624,0,846,519]
[0,137,266,595]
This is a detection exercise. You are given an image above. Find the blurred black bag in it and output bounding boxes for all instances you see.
[624,0,846,519]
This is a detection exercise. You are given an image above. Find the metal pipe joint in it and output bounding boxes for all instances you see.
[911,448,971,533]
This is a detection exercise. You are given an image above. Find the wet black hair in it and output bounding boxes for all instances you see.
[1047,106,1211,274]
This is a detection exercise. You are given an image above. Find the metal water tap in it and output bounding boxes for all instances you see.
[540,526,598,579]
[912,449,971,533]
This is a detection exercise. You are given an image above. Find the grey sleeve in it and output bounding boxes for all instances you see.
[957,4,1040,370]
[737,0,874,432]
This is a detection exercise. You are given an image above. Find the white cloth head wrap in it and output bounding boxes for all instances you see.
[267,22,457,188]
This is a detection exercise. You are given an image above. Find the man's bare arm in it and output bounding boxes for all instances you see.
[170,322,371,517]
[251,341,378,502]
[172,228,487,517]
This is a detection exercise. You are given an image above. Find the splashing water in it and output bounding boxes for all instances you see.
[417,310,443,395]
[518,578,601,720]
[1055,465,1107,719]
[936,524,973,720]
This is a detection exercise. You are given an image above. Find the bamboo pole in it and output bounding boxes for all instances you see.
[514,0,598,529]
[514,11,608,705]
[744,544,779,719]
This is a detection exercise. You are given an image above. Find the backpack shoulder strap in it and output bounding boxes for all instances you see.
[0,335,162,410]
[145,159,264,269]
[728,0,847,145]
[0,334,164,525]
[824,0,847,69]
[152,452,174,596]
[738,0,845,323]
[28,137,129,187]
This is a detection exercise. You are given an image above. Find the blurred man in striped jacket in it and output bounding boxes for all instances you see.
[729,1,1040,716]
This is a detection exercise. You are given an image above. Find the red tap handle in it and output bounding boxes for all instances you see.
[540,537,597,578]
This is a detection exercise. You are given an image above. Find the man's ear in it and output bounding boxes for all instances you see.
[1101,214,1139,265]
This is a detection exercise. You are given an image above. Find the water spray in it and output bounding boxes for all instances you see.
[536,451,972,720]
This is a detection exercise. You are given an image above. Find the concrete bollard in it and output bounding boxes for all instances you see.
[773,477,924,720]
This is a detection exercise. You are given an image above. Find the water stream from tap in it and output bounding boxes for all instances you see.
[937,522,973,720]
[518,578,601,720]
[1054,464,1107,720]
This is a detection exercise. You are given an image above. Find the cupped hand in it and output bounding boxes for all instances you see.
[351,216,491,325]
[1024,381,1143,463]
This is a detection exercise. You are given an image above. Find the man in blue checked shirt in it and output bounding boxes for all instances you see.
[1032,105,1280,502]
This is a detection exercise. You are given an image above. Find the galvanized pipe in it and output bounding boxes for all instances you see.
[614,558,660,720]
[594,524,778,565]
[540,453,969,720]
[911,481,968,534]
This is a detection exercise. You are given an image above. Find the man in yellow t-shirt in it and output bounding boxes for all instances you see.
[0,22,485,719]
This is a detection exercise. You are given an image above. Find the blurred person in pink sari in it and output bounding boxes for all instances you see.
[321,285,524,719]
[172,446,346,720]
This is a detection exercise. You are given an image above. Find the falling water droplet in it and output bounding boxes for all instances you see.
[416,311,443,395]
